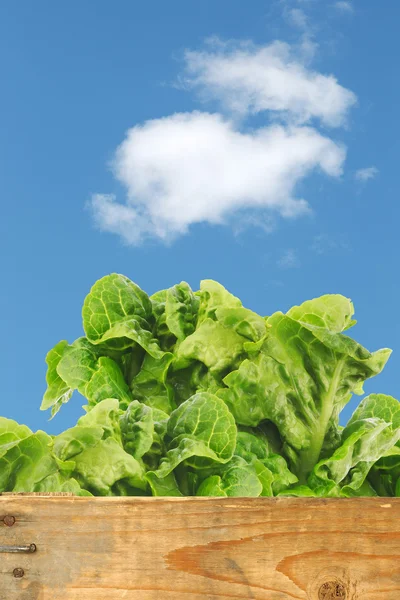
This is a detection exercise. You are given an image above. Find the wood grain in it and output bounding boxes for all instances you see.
[1,496,399,600]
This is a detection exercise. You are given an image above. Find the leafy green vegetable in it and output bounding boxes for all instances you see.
[3,273,399,497]
[218,297,390,484]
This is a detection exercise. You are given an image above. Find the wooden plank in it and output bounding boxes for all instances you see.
[0,493,74,497]
[0,496,399,600]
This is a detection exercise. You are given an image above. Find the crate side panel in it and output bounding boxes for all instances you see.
[1,497,400,600]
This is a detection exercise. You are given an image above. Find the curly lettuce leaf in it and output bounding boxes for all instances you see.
[174,280,266,374]
[0,425,88,495]
[150,392,237,479]
[195,279,242,325]
[43,337,133,412]
[218,295,390,483]
[234,431,298,495]
[41,340,73,417]
[146,471,183,496]
[52,399,147,495]
[120,400,154,459]
[165,282,200,341]
[0,417,33,457]
[130,352,175,413]
[349,394,400,496]
[196,456,262,497]
[82,273,163,359]
[308,418,400,496]
[305,394,400,496]
[71,437,146,495]
[287,294,356,333]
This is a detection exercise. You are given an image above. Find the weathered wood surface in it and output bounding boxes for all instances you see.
[1,496,399,600]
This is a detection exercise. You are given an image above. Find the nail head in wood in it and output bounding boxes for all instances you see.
[13,568,24,579]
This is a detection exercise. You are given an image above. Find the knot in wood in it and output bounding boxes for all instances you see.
[318,580,346,600]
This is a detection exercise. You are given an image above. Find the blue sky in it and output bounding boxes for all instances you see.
[1,0,399,434]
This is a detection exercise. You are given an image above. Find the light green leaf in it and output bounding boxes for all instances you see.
[196,474,227,496]
[234,432,297,495]
[347,393,400,430]
[195,279,242,325]
[308,413,400,497]
[120,400,154,459]
[72,437,146,496]
[214,307,266,342]
[235,431,269,460]
[0,431,54,492]
[175,280,265,373]
[197,456,262,497]
[130,352,175,413]
[34,472,91,496]
[150,289,177,351]
[55,338,132,409]
[77,398,122,441]
[219,310,390,483]
[348,394,400,496]
[140,407,169,470]
[84,357,132,409]
[0,431,79,493]
[0,417,32,458]
[176,318,247,373]
[150,392,237,478]
[56,338,99,392]
[146,471,183,496]
[261,455,299,495]
[53,426,104,461]
[168,361,223,407]
[165,282,199,341]
[111,481,150,496]
[41,340,73,416]
[82,273,163,358]
[287,294,356,333]
[278,485,317,497]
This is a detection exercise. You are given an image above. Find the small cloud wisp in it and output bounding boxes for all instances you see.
[355,166,379,182]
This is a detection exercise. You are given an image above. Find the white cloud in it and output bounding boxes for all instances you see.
[91,37,355,245]
[355,166,379,182]
[278,249,300,269]
[181,38,356,127]
[91,112,345,245]
[334,1,354,13]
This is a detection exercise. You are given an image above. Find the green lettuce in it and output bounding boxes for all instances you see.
[2,273,398,497]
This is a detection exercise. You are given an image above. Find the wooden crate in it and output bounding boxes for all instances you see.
[1,495,399,600]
